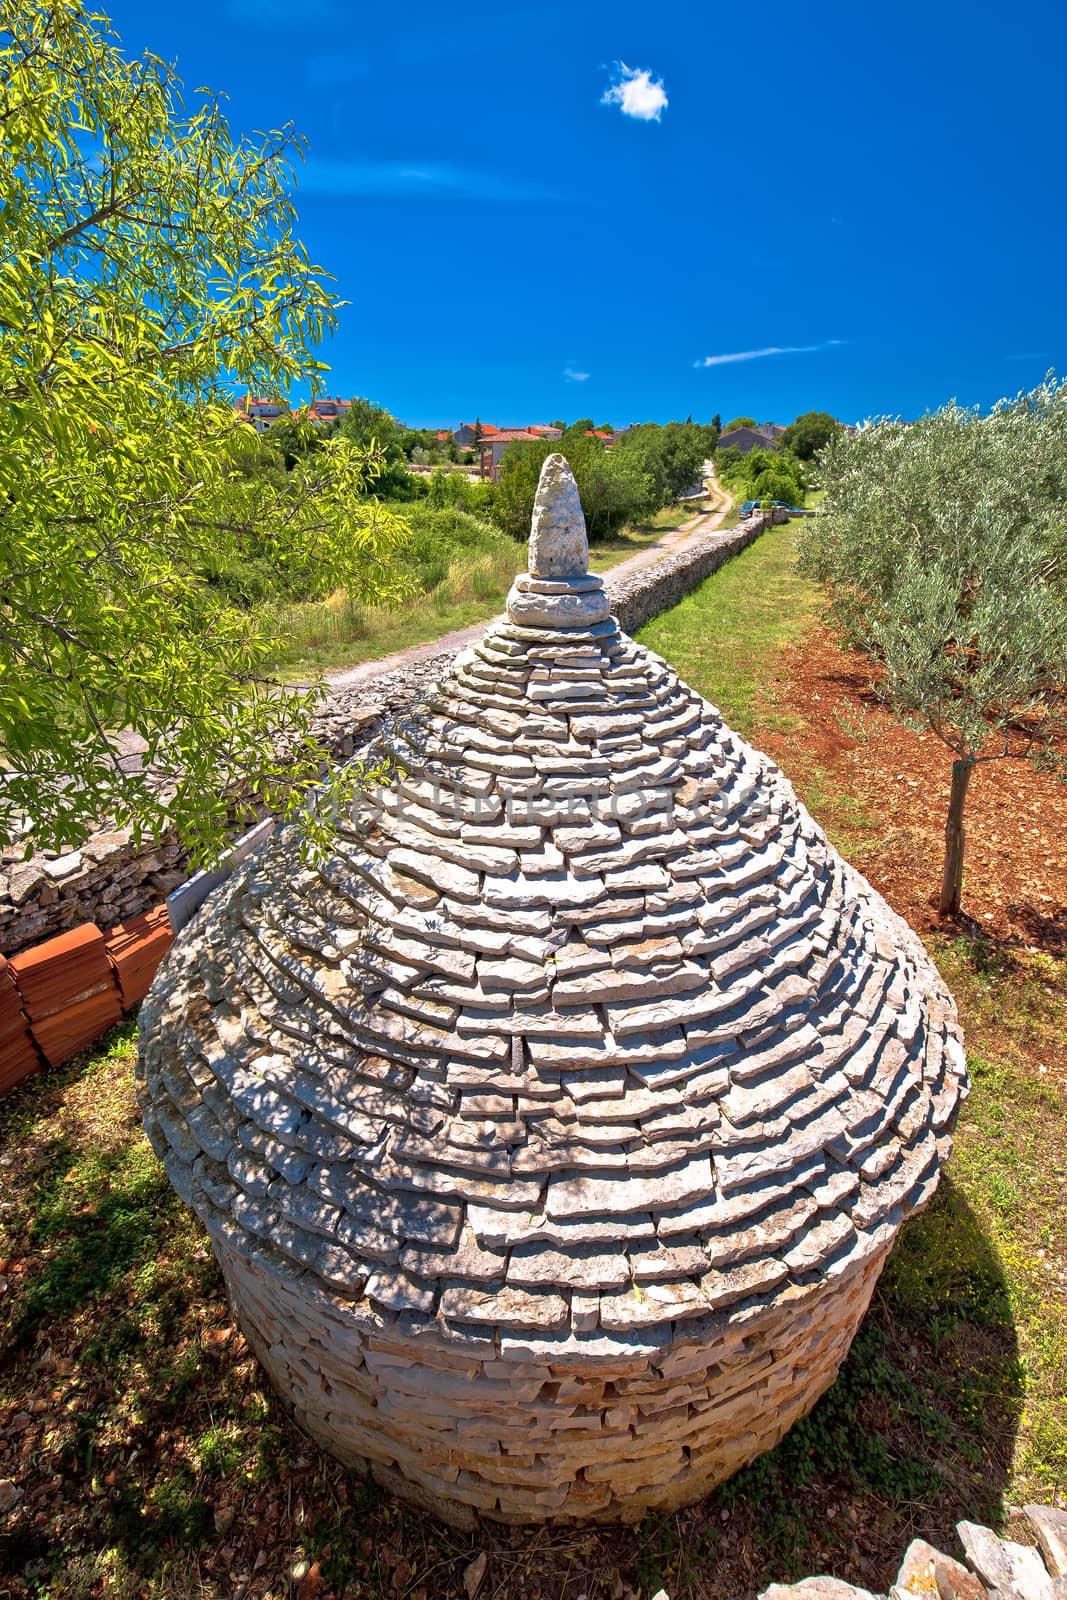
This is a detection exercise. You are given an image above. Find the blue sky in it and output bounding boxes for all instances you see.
[107,0,1066,428]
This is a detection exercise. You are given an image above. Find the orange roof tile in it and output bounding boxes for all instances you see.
[31,989,124,1069]
[104,906,174,1010]
[10,924,114,1021]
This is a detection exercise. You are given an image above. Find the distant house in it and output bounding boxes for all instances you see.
[234,396,289,434]
[478,429,544,481]
[305,396,352,427]
[454,421,562,450]
[234,395,353,433]
[453,422,494,448]
[717,423,786,455]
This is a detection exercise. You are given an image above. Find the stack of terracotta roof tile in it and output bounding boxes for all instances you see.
[10,924,124,1068]
[0,954,43,1094]
[103,906,174,1009]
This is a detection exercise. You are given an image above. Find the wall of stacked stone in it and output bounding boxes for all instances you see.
[0,511,771,960]
[0,834,190,959]
[610,512,771,636]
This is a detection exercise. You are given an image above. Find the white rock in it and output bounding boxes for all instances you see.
[528,452,589,578]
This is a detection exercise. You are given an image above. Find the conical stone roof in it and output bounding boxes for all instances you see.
[137,454,968,1527]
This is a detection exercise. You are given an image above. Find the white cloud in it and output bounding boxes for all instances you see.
[601,62,668,123]
[693,340,845,368]
[297,160,557,204]
[564,367,590,383]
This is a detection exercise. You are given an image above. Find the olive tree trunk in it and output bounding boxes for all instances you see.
[939,757,975,917]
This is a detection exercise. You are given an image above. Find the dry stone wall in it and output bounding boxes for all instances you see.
[0,834,188,959]
[0,513,770,958]
[610,514,769,636]
[218,1232,892,1526]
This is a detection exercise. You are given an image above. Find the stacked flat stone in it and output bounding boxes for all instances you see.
[137,453,967,1528]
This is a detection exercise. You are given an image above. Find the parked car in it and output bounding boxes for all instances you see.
[769,499,805,513]
[740,500,760,518]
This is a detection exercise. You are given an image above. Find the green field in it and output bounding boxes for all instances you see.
[637,513,821,735]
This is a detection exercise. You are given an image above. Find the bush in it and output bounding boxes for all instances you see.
[493,437,653,542]
[393,504,518,594]
[753,468,803,506]
[425,470,495,518]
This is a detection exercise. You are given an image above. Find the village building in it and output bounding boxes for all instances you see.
[716,423,787,454]
[233,395,353,433]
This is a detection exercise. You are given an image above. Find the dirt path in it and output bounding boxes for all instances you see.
[322,472,734,693]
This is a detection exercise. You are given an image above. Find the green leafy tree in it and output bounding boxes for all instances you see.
[265,410,324,470]
[723,416,757,433]
[0,1,410,859]
[339,397,410,489]
[494,440,652,543]
[753,467,802,505]
[614,421,713,503]
[799,379,1067,916]
[781,410,844,460]
[563,418,595,442]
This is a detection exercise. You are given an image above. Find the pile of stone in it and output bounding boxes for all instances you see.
[761,1506,1067,1600]
[138,455,966,1527]
[0,834,186,958]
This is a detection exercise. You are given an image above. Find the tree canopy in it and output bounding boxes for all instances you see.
[715,444,806,509]
[0,1,410,859]
[722,416,757,433]
[491,422,714,544]
[799,378,1067,914]
[613,422,713,502]
[781,411,844,460]
[493,437,652,543]
[338,397,415,494]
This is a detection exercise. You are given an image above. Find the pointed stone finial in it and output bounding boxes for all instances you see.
[505,453,610,630]
[529,453,589,578]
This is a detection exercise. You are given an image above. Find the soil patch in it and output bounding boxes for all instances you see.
[757,623,1067,958]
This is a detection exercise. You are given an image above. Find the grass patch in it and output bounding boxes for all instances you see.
[636,514,820,735]
[263,503,520,678]
[589,499,708,571]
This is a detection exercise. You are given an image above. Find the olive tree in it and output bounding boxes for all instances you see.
[0,1,410,860]
[799,378,1067,916]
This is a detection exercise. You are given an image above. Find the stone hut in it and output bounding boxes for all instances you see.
[137,454,967,1527]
